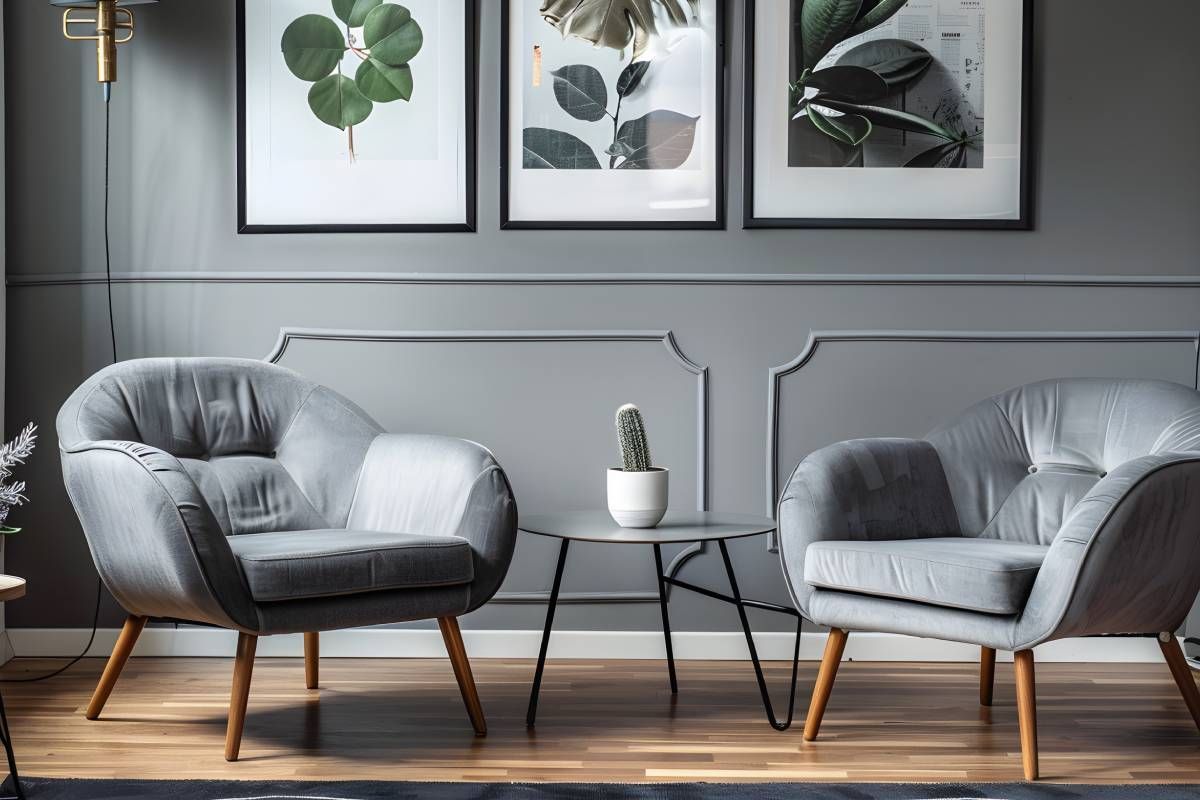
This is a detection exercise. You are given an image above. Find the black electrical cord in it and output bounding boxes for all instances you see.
[0,581,102,684]
[0,95,113,684]
[104,94,118,365]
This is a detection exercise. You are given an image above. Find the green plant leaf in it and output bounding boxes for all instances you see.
[805,65,889,103]
[363,4,423,66]
[523,128,602,169]
[807,105,872,146]
[905,141,970,168]
[813,97,958,140]
[837,39,933,92]
[850,0,909,36]
[605,139,636,168]
[355,57,412,102]
[332,0,382,27]
[616,60,652,97]
[281,14,347,82]
[606,140,636,157]
[612,109,699,169]
[550,65,609,122]
[308,73,373,129]
[800,0,864,71]
[789,115,863,167]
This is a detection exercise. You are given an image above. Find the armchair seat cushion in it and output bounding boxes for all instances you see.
[803,538,1048,615]
[228,530,474,602]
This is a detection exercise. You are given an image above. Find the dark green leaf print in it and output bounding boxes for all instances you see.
[523,128,602,169]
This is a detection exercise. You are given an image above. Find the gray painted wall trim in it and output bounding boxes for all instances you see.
[9,272,1200,288]
[265,327,710,605]
[765,329,1200,549]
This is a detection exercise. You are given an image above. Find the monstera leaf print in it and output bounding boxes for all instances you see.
[789,0,980,168]
[793,0,911,72]
[540,0,700,59]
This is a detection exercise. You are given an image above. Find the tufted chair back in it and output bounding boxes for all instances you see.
[57,358,383,537]
[927,379,1200,545]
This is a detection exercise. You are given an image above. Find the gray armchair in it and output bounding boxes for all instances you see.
[57,358,517,760]
[779,378,1200,780]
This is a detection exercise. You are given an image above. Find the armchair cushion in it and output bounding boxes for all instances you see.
[228,529,474,603]
[804,538,1049,615]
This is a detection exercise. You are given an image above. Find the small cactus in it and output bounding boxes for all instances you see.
[615,404,652,472]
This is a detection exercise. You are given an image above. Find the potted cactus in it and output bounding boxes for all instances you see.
[607,404,668,528]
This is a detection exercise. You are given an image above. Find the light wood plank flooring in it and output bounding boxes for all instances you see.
[2,656,1199,783]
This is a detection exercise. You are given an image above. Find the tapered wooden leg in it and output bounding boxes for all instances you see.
[225,633,258,762]
[803,627,848,742]
[439,617,486,736]
[980,646,996,707]
[304,632,319,690]
[1159,633,1200,732]
[86,615,147,720]
[1014,648,1039,780]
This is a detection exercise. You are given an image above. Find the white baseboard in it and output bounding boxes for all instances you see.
[6,627,1168,663]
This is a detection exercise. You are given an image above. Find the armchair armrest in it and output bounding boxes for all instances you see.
[60,441,258,630]
[777,438,961,616]
[347,434,518,611]
[1015,452,1200,649]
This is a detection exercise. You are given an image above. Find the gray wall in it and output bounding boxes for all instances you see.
[5,1,1200,636]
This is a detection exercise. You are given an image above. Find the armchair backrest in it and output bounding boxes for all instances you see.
[927,378,1200,545]
[58,358,383,536]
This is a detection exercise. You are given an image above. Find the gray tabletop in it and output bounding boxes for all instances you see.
[518,510,777,544]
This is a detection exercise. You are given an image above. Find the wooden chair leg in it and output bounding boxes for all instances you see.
[438,617,486,736]
[980,646,996,707]
[1159,632,1200,732]
[225,633,258,762]
[304,632,319,690]
[86,615,147,720]
[803,627,849,742]
[1014,648,1039,780]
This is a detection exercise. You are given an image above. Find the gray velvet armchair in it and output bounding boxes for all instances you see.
[778,378,1200,780]
[58,358,518,760]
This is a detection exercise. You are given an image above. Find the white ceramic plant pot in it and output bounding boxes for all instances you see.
[607,467,669,529]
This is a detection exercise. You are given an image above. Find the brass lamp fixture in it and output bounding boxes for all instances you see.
[52,0,157,100]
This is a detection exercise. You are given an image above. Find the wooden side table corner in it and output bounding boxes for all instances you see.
[0,575,27,800]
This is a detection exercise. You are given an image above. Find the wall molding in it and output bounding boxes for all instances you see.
[765,329,1200,547]
[9,271,1200,289]
[6,627,1169,663]
[266,327,710,606]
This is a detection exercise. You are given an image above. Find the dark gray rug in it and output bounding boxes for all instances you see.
[7,779,1200,799]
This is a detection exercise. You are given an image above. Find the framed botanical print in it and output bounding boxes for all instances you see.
[502,0,725,230]
[237,0,476,233]
[745,0,1032,229]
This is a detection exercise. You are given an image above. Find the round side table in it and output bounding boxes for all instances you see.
[519,511,802,731]
[0,575,25,800]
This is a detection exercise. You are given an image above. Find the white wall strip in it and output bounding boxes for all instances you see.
[8,628,1166,663]
[8,272,1200,288]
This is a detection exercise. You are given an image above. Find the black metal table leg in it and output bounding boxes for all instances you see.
[526,538,570,727]
[652,544,678,694]
[0,686,23,800]
[717,539,802,732]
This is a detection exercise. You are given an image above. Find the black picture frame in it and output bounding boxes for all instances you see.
[742,0,1034,230]
[500,0,727,231]
[236,0,478,234]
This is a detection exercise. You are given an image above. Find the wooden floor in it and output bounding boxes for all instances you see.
[2,656,1200,783]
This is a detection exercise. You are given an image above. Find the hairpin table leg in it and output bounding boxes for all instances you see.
[653,544,679,694]
[0,686,24,800]
[717,539,802,732]
[526,538,570,727]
